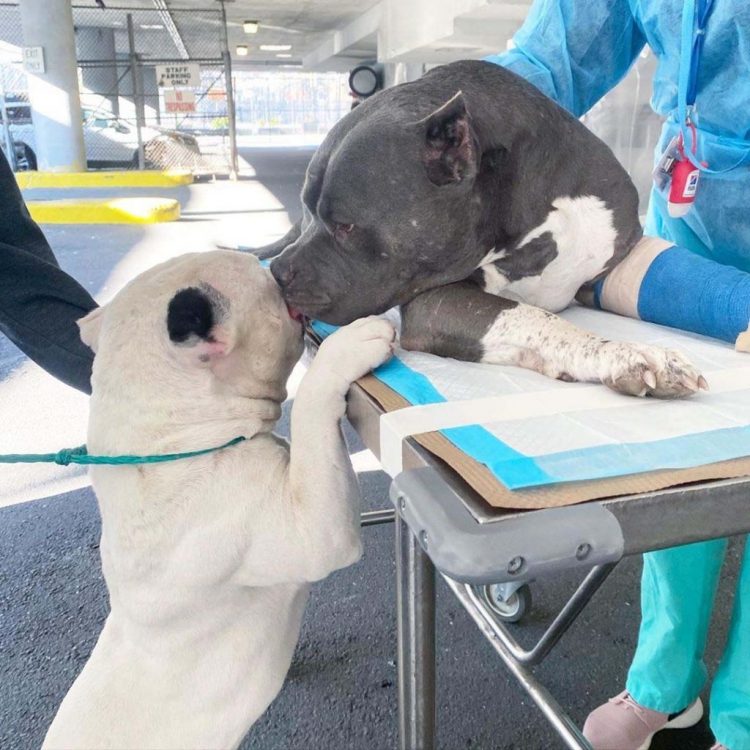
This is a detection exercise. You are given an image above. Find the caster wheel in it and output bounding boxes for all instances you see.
[478,583,532,623]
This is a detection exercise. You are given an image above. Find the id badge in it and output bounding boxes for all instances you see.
[652,135,682,191]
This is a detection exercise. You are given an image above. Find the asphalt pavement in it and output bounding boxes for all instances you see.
[0,146,744,750]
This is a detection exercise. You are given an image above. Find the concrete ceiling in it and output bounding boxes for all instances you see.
[219,0,380,68]
[213,0,532,69]
[3,1,531,74]
[66,0,379,68]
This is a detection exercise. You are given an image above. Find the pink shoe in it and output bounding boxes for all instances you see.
[709,744,729,750]
[583,691,703,750]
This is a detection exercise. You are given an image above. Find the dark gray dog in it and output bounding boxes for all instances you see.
[262,60,705,398]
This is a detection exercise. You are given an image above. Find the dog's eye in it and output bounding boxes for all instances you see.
[334,223,354,239]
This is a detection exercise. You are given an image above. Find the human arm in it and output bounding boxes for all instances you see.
[0,149,97,392]
[484,0,647,116]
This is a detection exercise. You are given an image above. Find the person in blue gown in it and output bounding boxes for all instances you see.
[486,2,750,748]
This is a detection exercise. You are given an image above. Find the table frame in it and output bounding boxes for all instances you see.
[345,382,750,750]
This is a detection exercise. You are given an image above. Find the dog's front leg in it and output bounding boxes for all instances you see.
[401,282,706,398]
[286,317,395,579]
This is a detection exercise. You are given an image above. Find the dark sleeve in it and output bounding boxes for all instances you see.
[0,150,97,393]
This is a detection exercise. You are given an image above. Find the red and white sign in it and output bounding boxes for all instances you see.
[163,89,196,113]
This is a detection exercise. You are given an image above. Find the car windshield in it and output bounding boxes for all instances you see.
[83,109,138,134]
[83,110,115,126]
[0,104,31,124]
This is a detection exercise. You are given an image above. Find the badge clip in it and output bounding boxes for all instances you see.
[666,124,707,218]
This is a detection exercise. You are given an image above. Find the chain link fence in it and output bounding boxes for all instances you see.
[233,70,352,145]
[0,3,32,169]
[0,2,234,173]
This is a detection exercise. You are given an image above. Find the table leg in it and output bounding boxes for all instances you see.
[444,577,593,750]
[396,514,436,750]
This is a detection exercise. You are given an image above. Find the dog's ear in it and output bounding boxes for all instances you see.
[167,286,232,367]
[77,306,106,353]
[418,91,478,186]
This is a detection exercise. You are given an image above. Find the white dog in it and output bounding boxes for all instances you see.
[43,251,395,750]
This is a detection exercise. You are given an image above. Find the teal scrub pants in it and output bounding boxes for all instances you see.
[625,194,750,750]
[626,539,750,749]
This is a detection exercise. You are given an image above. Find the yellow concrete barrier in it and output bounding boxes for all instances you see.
[27,197,181,224]
[17,170,193,189]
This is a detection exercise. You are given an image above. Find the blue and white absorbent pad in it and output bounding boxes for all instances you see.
[312,307,750,508]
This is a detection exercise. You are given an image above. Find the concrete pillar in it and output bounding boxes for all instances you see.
[19,0,86,171]
[116,52,136,121]
[76,27,118,117]
[141,67,160,125]
[383,62,424,89]
[117,51,147,127]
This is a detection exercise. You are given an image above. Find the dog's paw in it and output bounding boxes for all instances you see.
[598,342,708,398]
[317,317,396,387]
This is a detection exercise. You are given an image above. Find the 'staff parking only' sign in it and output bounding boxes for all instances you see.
[156,63,200,88]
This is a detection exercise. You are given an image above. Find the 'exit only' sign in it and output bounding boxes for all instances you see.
[22,46,45,74]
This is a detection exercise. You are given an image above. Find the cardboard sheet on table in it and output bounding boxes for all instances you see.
[357,373,750,511]
[348,308,750,509]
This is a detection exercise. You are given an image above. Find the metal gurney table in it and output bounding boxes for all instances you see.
[345,380,750,750]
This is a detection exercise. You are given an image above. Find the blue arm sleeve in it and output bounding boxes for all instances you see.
[484,0,647,116]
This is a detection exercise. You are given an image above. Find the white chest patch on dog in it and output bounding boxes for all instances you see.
[477,248,509,296]
[484,196,618,312]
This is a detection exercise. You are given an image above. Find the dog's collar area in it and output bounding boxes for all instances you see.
[0,436,247,467]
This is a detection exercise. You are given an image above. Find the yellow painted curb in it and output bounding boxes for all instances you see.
[28,198,181,224]
[17,170,193,189]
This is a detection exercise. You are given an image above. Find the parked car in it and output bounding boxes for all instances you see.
[1,102,201,170]
[0,137,36,170]
[81,108,201,168]
[0,96,37,169]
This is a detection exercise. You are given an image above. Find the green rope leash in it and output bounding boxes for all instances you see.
[0,436,246,467]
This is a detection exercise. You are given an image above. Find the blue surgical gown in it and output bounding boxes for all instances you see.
[487,8,750,745]
[485,0,750,270]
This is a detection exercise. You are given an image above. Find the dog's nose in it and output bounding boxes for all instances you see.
[270,257,296,288]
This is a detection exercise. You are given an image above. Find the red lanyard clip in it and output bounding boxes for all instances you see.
[667,127,707,218]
